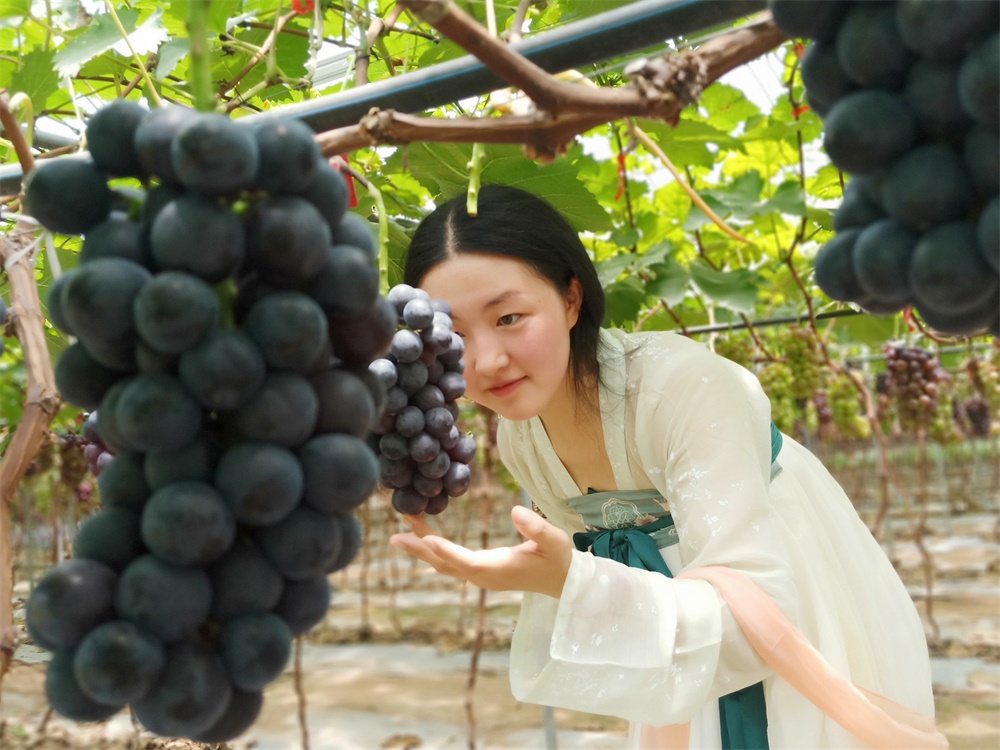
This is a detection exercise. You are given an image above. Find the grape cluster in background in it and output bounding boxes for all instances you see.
[19,100,405,742]
[368,283,474,516]
[769,0,999,337]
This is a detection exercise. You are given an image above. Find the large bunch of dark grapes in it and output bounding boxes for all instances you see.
[769,0,999,336]
[368,283,474,516]
[22,101,388,742]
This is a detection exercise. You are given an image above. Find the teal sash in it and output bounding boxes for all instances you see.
[567,423,783,749]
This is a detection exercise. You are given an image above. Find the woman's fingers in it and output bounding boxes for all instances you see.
[400,513,437,538]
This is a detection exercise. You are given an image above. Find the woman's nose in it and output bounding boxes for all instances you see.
[470,334,508,377]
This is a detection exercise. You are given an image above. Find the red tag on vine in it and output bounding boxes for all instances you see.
[901,305,916,330]
[338,154,358,208]
[291,0,314,14]
[793,41,805,58]
[791,103,810,118]
[614,150,626,202]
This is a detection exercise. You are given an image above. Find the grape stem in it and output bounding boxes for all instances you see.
[466,141,486,216]
[103,1,162,107]
[185,0,215,112]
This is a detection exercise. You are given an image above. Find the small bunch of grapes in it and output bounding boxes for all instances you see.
[955,355,1000,437]
[22,100,389,742]
[776,325,825,402]
[712,333,756,370]
[757,361,797,435]
[826,370,871,440]
[79,411,115,476]
[769,0,999,336]
[368,283,475,516]
[883,344,950,433]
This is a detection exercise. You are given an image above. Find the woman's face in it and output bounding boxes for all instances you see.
[419,252,582,422]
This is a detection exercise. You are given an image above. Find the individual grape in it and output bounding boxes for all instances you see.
[368,358,398,390]
[115,555,211,643]
[171,111,259,196]
[140,481,236,567]
[25,559,117,651]
[328,512,361,572]
[133,105,196,184]
[958,33,999,127]
[443,461,472,497]
[881,145,975,232]
[133,270,219,355]
[416,449,450,479]
[903,59,972,142]
[412,472,444,498]
[254,506,344,580]
[402,298,434,330]
[396,360,429,394]
[391,328,424,363]
[208,539,285,621]
[244,291,329,374]
[54,342,128,411]
[964,125,1000,196]
[73,506,144,572]
[395,406,426,438]
[132,639,232,739]
[62,257,151,370]
[800,38,857,115]
[310,367,377,437]
[978,197,999,273]
[252,118,320,194]
[308,244,379,317]
[179,328,267,411]
[231,372,319,447]
[437,371,466,401]
[447,432,477,464]
[852,219,918,308]
[79,213,150,267]
[245,196,330,284]
[387,283,422,316]
[332,210,378,264]
[150,194,245,282]
[421,324,453,355]
[86,98,148,178]
[392,486,428,515]
[409,433,440,463]
[23,158,112,235]
[299,433,378,514]
[896,0,997,61]
[218,612,293,691]
[191,688,264,743]
[45,648,123,722]
[424,493,449,515]
[385,386,409,415]
[424,406,455,438]
[833,179,885,232]
[296,159,348,235]
[379,432,411,462]
[813,228,866,303]
[909,221,998,314]
[214,442,303,526]
[439,333,465,365]
[143,432,220,490]
[273,575,332,635]
[73,620,165,706]
[380,454,416,488]
[412,384,446,412]
[115,373,202,453]
[97,451,151,512]
[822,91,915,175]
[327,294,397,365]
[439,424,461,451]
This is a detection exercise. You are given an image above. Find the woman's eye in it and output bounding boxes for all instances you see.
[498,313,520,326]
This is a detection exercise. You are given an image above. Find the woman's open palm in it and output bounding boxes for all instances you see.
[390,505,572,598]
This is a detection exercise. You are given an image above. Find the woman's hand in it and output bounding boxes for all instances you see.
[389,505,573,598]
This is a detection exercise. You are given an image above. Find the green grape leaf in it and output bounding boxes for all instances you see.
[645,257,690,305]
[688,260,760,314]
[0,0,28,18]
[594,252,636,287]
[603,277,648,326]
[9,48,59,114]
[155,37,189,78]
[761,180,808,217]
[55,8,167,77]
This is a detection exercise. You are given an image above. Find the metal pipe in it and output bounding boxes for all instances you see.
[1,0,764,194]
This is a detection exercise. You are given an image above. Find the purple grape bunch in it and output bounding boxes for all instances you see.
[21,101,389,742]
[369,283,475,516]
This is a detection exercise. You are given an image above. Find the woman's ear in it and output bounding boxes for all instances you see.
[565,277,583,328]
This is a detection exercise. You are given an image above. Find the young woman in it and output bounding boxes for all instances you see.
[390,185,945,749]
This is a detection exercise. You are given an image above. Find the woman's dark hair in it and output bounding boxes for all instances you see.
[404,184,606,401]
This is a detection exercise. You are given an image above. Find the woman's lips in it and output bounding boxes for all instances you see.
[487,377,525,397]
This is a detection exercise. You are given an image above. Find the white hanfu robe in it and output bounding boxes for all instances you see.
[497,328,937,749]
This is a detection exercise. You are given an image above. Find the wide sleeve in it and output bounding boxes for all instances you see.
[507,342,800,726]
